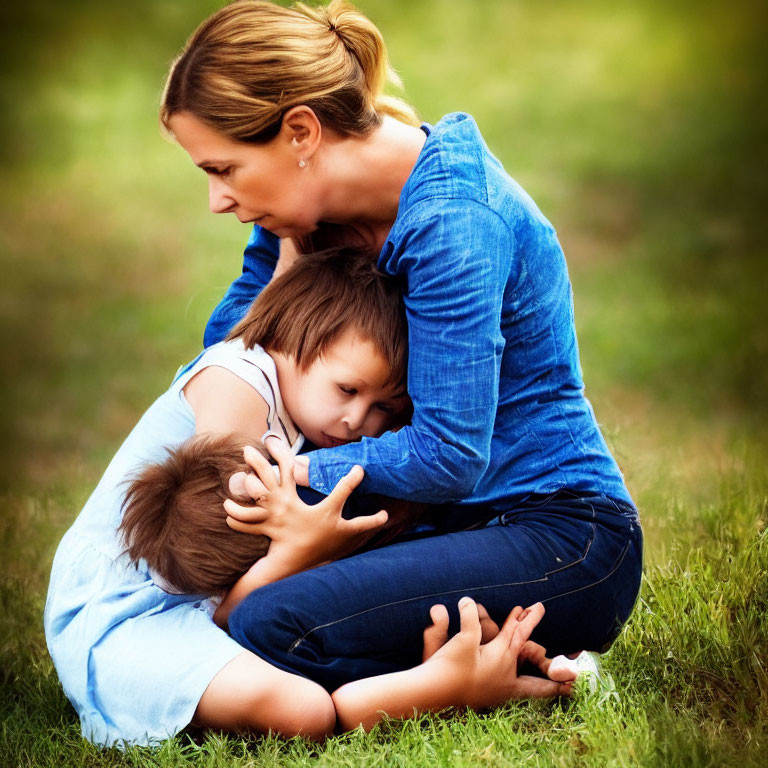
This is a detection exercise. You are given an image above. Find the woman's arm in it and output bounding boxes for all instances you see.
[307,201,513,502]
[203,225,284,347]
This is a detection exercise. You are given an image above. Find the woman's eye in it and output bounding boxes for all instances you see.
[339,385,357,396]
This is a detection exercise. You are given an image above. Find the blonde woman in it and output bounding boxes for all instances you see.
[46,0,642,747]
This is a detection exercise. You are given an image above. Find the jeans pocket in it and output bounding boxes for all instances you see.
[508,517,596,575]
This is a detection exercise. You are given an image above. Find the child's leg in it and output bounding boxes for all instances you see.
[331,599,573,731]
[193,650,335,740]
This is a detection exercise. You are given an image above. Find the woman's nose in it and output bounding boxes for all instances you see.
[208,176,234,214]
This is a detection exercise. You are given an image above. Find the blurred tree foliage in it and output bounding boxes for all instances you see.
[0,0,766,494]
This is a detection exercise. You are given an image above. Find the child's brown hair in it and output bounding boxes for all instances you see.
[228,247,408,389]
[121,249,413,595]
[120,433,268,595]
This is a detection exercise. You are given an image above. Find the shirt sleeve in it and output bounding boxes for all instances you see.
[203,226,279,347]
[309,198,514,502]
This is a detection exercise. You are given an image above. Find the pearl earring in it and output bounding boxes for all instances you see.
[298,159,307,168]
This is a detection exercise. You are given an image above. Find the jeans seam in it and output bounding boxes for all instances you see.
[540,537,631,606]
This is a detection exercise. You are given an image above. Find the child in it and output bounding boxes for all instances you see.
[45,247,571,747]
[117,246,415,602]
[45,247,411,745]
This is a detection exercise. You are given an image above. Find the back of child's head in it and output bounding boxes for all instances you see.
[119,433,268,595]
[228,248,408,388]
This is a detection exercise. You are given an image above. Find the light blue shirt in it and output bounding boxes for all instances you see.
[204,113,633,527]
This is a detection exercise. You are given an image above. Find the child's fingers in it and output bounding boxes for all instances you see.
[342,509,388,535]
[228,471,252,501]
[543,653,583,683]
[515,674,573,699]
[262,435,296,491]
[518,640,555,678]
[422,604,449,662]
[225,515,268,535]
[243,446,278,491]
[518,639,548,669]
[323,465,365,508]
[494,605,524,646]
[475,602,500,643]
[457,596,483,645]
[223,497,269,524]
[242,472,270,502]
[507,602,546,654]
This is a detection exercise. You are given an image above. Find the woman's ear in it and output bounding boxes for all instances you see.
[280,105,322,163]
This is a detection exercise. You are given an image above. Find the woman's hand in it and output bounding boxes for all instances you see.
[224,439,388,575]
[421,599,573,709]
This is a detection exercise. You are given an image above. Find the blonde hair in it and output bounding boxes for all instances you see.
[160,0,419,142]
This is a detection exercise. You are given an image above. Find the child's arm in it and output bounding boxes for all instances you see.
[213,553,302,629]
[184,365,271,439]
[331,600,573,731]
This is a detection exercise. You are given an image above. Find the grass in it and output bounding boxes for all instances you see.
[1,0,766,765]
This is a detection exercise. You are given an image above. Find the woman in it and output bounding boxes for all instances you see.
[46,4,577,746]
[159,0,642,712]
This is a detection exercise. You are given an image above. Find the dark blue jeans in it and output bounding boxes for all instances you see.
[229,492,643,692]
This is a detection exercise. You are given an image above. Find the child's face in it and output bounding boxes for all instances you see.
[274,330,409,449]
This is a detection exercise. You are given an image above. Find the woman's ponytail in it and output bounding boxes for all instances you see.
[319,0,420,126]
[161,0,420,142]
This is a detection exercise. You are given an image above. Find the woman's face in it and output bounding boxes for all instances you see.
[167,112,323,239]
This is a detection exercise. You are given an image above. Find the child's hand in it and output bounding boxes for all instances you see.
[224,442,388,574]
[422,602,500,661]
[422,598,572,710]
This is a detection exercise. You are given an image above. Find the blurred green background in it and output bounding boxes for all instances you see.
[0,0,766,760]
[1,0,765,548]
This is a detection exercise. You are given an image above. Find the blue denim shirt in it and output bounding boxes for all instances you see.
[204,113,633,524]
